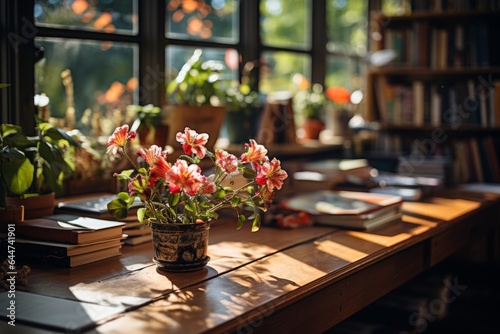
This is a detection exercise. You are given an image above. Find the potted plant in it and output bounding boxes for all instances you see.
[325,86,353,137]
[164,49,227,152]
[294,83,327,140]
[127,104,168,147]
[1,120,79,219]
[106,125,288,272]
[221,81,263,144]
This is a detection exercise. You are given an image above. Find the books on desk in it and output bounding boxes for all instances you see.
[293,159,373,193]
[10,214,126,267]
[280,190,403,230]
[56,193,152,246]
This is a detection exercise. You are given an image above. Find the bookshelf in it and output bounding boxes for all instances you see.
[366,3,500,184]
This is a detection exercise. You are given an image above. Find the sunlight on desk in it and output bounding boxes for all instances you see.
[347,215,437,247]
[402,198,481,221]
[315,239,369,262]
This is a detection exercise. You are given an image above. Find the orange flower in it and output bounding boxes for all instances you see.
[106,124,136,155]
[325,86,351,104]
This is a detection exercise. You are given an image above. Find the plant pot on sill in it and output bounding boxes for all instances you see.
[0,205,24,232]
[302,118,325,140]
[6,192,55,219]
[162,105,227,152]
[150,221,210,272]
[224,107,262,144]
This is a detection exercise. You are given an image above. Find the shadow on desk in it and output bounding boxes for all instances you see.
[327,257,500,334]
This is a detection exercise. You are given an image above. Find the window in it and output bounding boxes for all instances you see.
[2,1,369,136]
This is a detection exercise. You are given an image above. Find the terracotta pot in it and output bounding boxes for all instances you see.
[0,205,24,232]
[150,221,210,272]
[162,105,227,152]
[6,192,55,219]
[302,118,325,140]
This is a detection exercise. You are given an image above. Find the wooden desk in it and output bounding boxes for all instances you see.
[3,193,499,333]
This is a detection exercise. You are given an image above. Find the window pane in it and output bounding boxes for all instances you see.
[166,0,239,43]
[326,56,364,91]
[326,0,368,56]
[35,38,138,136]
[260,51,311,94]
[260,0,310,49]
[34,0,137,34]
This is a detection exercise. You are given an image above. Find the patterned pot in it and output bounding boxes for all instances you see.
[150,221,210,272]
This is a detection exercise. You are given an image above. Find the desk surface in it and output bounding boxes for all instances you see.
[3,192,499,333]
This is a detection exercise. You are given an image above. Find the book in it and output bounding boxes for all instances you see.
[0,291,123,331]
[10,237,122,257]
[56,193,142,222]
[16,245,122,267]
[16,214,125,244]
[279,190,403,230]
[123,233,153,246]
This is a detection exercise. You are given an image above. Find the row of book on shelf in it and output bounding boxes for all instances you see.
[383,21,498,69]
[375,134,500,185]
[0,194,153,268]
[375,77,500,128]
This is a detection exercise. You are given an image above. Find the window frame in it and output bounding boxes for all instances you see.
[1,0,369,131]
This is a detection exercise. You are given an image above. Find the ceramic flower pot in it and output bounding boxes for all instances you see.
[150,221,210,272]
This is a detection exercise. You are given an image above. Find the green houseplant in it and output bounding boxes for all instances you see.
[294,83,327,140]
[164,49,228,152]
[1,120,79,219]
[106,125,288,271]
[221,81,263,144]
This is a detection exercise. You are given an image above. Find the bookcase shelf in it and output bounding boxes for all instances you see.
[367,4,500,185]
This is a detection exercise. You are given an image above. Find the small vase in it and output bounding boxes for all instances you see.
[150,221,210,272]
[302,118,325,140]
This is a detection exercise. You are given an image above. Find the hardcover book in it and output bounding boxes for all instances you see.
[280,190,403,230]
[16,214,125,244]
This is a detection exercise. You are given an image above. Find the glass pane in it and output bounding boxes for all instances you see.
[260,0,310,49]
[34,0,137,34]
[326,56,364,91]
[35,38,138,137]
[166,0,239,43]
[166,46,237,84]
[259,51,311,94]
[326,0,368,57]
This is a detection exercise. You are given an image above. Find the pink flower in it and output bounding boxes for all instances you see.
[176,127,209,159]
[215,149,238,174]
[137,145,167,167]
[107,124,136,155]
[165,160,204,196]
[198,175,216,195]
[149,155,172,187]
[241,139,268,165]
[255,158,288,191]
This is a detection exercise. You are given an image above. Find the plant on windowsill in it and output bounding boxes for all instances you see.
[106,125,288,272]
[127,104,168,148]
[325,85,353,137]
[221,80,263,144]
[294,83,327,140]
[164,49,228,153]
[1,119,80,219]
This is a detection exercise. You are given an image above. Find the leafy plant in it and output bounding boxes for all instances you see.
[294,83,326,120]
[0,120,80,210]
[166,49,226,107]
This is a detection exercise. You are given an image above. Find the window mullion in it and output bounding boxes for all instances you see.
[311,0,327,86]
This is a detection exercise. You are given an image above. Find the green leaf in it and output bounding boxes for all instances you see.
[168,193,180,206]
[107,198,129,219]
[231,196,241,207]
[137,207,146,223]
[251,215,261,232]
[241,166,256,179]
[2,157,34,195]
[237,214,245,230]
[185,200,196,213]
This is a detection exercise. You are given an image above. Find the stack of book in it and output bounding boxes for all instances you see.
[11,214,125,267]
[292,159,373,193]
[279,190,403,231]
[55,193,152,246]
